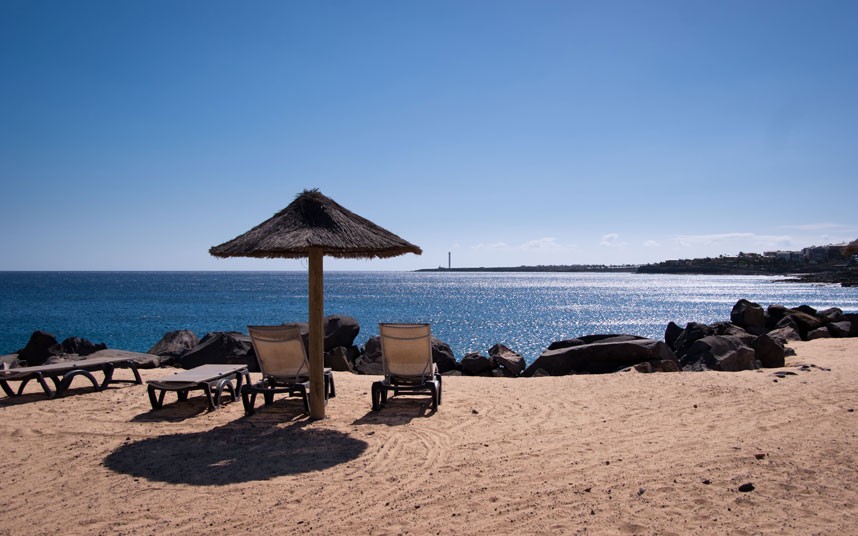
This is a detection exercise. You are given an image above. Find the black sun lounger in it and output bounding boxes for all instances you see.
[147,364,250,411]
[0,356,143,399]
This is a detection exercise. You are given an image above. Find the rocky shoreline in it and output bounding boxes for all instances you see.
[5,299,856,379]
[784,269,858,287]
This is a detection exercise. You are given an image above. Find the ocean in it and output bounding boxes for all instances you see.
[1,271,856,362]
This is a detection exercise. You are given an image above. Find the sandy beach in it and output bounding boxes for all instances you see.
[0,338,856,535]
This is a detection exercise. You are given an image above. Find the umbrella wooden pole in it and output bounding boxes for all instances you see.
[308,248,326,419]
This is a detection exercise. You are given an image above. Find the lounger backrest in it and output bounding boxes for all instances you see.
[379,323,433,380]
[247,325,309,381]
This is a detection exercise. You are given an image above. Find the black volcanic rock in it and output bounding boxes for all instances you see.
[634,360,680,373]
[845,314,858,337]
[818,307,843,323]
[523,338,676,376]
[178,331,257,371]
[577,334,647,344]
[549,334,645,351]
[431,337,459,373]
[681,335,758,372]
[461,352,494,375]
[673,322,715,359]
[828,321,852,338]
[795,305,818,316]
[711,322,755,343]
[323,315,360,352]
[766,304,789,330]
[147,330,199,361]
[752,334,785,368]
[273,315,359,354]
[783,311,823,339]
[730,299,766,334]
[808,327,832,340]
[665,322,684,351]
[768,324,801,346]
[547,338,587,351]
[324,346,353,372]
[489,343,526,376]
[16,331,60,366]
[354,336,383,375]
[59,337,107,356]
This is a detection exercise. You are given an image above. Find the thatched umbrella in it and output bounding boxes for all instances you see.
[210,189,422,418]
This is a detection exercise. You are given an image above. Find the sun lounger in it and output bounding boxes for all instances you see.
[0,356,143,399]
[147,364,250,411]
[372,323,441,411]
[243,325,335,415]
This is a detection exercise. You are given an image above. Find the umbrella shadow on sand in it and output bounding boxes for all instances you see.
[104,412,368,485]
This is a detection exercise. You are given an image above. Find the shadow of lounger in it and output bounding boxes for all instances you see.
[353,397,437,426]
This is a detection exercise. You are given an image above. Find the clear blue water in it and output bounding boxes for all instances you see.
[1,271,856,363]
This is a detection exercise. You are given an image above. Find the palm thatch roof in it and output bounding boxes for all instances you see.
[209,189,422,260]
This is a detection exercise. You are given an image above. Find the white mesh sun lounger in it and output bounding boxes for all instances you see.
[242,325,335,415]
[372,323,441,411]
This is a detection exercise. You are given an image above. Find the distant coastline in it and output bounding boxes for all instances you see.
[418,264,856,286]
[418,241,858,286]
[416,265,638,273]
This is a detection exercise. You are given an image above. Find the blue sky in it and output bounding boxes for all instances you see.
[1,0,856,271]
